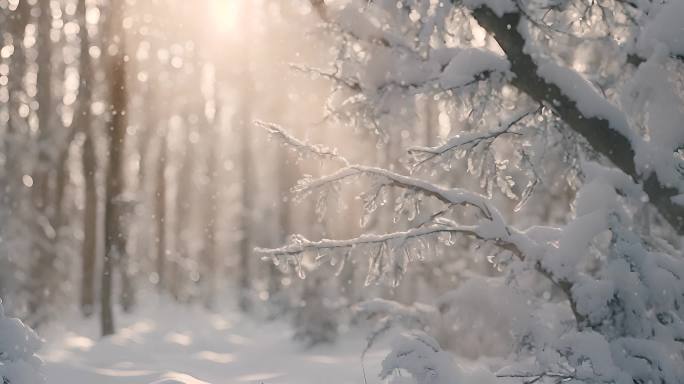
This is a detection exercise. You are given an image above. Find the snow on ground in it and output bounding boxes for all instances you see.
[39,297,386,384]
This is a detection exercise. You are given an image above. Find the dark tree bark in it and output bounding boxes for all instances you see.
[81,131,98,317]
[101,1,129,337]
[36,0,52,143]
[76,0,98,318]
[466,4,684,235]
[5,1,30,147]
[309,0,684,235]
[27,0,59,326]
[117,59,139,314]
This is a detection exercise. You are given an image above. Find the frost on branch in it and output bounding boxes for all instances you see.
[407,106,543,209]
[257,133,684,383]
[262,1,684,383]
[254,142,531,288]
[255,120,349,166]
[408,107,537,168]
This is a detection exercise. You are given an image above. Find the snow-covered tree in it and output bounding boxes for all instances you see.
[0,301,43,384]
[258,0,684,382]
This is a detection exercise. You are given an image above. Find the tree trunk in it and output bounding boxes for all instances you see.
[468,4,684,235]
[237,99,253,312]
[155,133,168,294]
[5,0,29,156]
[172,128,193,302]
[236,32,254,312]
[270,146,291,297]
[128,73,158,308]
[77,0,97,317]
[102,2,128,337]
[81,131,97,317]
[201,133,218,309]
[27,0,57,326]
[1,0,30,307]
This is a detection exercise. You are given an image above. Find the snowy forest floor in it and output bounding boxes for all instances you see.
[38,296,385,384]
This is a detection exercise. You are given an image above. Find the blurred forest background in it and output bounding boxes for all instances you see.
[4,0,684,383]
[0,0,601,354]
[1,0,539,348]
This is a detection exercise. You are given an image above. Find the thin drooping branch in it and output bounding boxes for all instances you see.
[256,224,486,256]
[408,106,538,168]
[254,121,588,323]
[258,168,584,325]
[255,120,350,166]
[296,165,504,225]
[466,4,684,235]
[291,57,496,101]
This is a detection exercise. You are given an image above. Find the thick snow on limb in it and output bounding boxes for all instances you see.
[438,49,510,90]
[536,61,631,139]
[637,0,684,58]
[467,3,684,234]
[294,165,502,221]
[523,165,684,384]
[267,2,684,383]
[259,124,684,383]
[622,54,684,190]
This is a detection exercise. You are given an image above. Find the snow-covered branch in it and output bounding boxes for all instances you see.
[465,3,684,235]
[289,64,362,93]
[254,120,350,166]
[408,106,538,168]
[295,165,506,224]
[256,224,487,257]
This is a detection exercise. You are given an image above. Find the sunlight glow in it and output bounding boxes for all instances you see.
[64,335,95,351]
[209,0,240,35]
[193,351,236,364]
